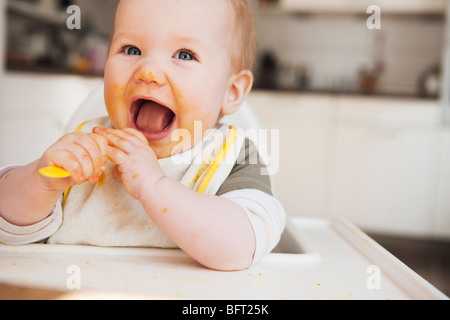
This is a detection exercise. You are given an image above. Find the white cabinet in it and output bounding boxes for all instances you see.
[247,92,335,218]
[0,73,102,166]
[280,0,446,14]
[249,91,449,239]
[0,108,61,165]
[330,97,443,236]
[435,129,450,239]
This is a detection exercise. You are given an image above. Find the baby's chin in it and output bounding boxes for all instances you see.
[149,138,192,159]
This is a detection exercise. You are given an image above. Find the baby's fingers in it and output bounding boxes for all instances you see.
[87,133,109,179]
[47,147,88,184]
[106,145,128,167]
[92,128,131,167]
[70,133,106,182]
[121,128,149,146]
[93,127,148,153]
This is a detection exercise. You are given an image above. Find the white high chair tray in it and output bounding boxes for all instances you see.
[0,217,447,300]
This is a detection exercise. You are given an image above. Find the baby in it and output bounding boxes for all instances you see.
[0,0,285,271]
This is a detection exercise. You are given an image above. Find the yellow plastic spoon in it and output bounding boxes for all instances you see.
[39,166,71,178]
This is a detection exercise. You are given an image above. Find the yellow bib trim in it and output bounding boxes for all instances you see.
[196,126,238,194]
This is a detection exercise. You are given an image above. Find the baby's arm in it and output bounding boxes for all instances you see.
[95,127,255,271]
[0,132,108,227]
[143,178,256,271]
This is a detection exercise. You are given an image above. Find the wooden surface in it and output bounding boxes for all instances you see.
[0,283,154,300]
[0,283,66,300]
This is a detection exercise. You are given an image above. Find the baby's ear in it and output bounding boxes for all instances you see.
[221,70,254,115]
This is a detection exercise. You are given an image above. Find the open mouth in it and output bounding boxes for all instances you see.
[130,99,176,141]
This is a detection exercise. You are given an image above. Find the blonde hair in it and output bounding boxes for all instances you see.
[228,0,257,73]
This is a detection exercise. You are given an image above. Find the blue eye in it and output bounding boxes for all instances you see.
[122,46,141,55]
[174,49,197,61]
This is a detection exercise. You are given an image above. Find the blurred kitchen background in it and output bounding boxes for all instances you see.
[0,0,449,296]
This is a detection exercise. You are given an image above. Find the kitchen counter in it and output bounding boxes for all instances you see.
[252,88,439,101]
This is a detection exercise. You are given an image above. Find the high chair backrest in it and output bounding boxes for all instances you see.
[64,82,263,133]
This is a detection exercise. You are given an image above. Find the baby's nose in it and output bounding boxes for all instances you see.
[133,62,167,86]
[135,70,159,83]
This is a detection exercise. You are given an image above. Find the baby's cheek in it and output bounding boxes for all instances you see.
[105,83,129,128]
[105,83,123,107]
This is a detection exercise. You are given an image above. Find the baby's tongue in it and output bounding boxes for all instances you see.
[136,101,173,133]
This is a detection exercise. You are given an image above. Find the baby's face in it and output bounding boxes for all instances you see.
[104,0,235,159]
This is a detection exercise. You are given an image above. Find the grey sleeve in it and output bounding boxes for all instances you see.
[216,139,273,197]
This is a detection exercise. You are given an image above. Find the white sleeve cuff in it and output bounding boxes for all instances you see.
[0,165,63,245]
[220,189,286,267]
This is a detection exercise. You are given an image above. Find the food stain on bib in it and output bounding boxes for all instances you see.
[97,173,106,187]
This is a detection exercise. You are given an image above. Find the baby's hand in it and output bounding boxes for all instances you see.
[36,132,108,191]
[93,127,165,202]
